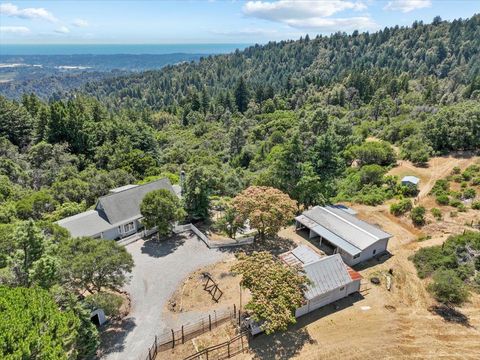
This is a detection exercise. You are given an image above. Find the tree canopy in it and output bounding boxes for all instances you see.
[231,252,309,334]
[140,189,185,236]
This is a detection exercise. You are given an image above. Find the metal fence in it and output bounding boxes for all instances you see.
[143,305,240,360]
[183,331,249,360]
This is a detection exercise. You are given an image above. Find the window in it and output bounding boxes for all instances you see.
[124,222,135,233]
[353,253,360,259]
[373,249,377,255]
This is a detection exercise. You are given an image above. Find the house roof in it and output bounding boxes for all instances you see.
[57,210,112,238]
[298,206,391,253]
[96,178,175,224]
[303,254,356,300]
[401,176,420,185]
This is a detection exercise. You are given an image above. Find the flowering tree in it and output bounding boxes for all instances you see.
[231,186,297,240]
[232,251,308,334]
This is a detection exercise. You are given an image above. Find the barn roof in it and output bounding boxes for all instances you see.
[303,254,355,300]
[298,206,391,253]
[279,245,322,267]
[96,178,176,224]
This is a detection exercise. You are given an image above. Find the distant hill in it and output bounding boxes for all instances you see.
[82,15,480,109]
[0,53,206,99]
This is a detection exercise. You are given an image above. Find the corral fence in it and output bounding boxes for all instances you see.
[143,305,241,360]
[183,331,249,360]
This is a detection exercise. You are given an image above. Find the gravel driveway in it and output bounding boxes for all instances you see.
[102,233,228,360]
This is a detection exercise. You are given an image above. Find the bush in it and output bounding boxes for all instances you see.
[390,199,413,216]
[463,188,476,199]
[411,246,457,279]
[428,269,469,305]
[449,198,462,208]
[451,166,461,175]
[85,292,124,318]
[472,201,480,210]
[430,180,449,196]
[411,206,426,226]
[431,208,442,220]
[435,194,450,205]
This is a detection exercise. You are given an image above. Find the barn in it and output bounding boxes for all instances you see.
[279,245,362,318]
[295,205,392,266]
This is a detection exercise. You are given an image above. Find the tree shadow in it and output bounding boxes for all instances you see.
[97,317,137,357]
[238,236,297,256]
[248,293,363,359]
[249,328,315,360]
[352,251,393,271]
[428,305,473,328]
[140,235,186,258]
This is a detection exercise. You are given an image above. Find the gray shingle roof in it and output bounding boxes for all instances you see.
[301,205,391,251]
[57,210,112,238]
[303,254,354,300]
[96,178,175,224]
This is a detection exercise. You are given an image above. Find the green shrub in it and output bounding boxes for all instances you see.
[472,201,480,210]
[435,193,450,205]
[428,269,469,305]
[411,246,457,279]
[451,174,463,183]
[463,188,476,199]
[449,198,462,208]
[390,199,413,216]
[411,206,426,226]
[85,292,124,318]
[462,171,473,181]
[471,177,480,186]
[451,166,461,175]
[460,181,468,189]
[430,180,449,196]
[431,208,442,220]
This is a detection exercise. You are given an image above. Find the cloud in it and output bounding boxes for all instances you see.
[0,2,57,22]
[55,26,70,34]
[384,0,431,13]
[72,18,89,27]
[243,0,377,32]
[0,25,30,34]
[244,1,367,20]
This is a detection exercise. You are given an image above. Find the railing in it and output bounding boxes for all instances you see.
[143,305,240,360]
[183,331,249,360]
[174,223,254,249]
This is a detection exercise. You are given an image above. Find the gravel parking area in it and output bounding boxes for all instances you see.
[102,233,229,360]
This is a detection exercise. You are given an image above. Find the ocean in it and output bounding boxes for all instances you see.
[0,43,251,56]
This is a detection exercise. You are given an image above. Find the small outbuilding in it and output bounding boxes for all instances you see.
[279,245,362,318]
[295,205,392,266]
[401,175,420,187]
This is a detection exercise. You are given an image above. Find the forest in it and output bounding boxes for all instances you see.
[0,14,479,359]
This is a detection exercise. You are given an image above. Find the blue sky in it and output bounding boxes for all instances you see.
[0,1,478,44]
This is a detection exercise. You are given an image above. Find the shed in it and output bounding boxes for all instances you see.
[401,176,420,186]
[295,206,391,266]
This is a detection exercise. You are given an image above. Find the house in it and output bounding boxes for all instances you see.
[57,178,177,240]
[248,245,362,335]
[295,205,392,266]
[401,175,420,187]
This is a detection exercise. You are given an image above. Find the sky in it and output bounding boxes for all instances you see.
[0,0,479,44]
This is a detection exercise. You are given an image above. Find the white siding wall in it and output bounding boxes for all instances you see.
[339,238,389,266]
[295,284,353,318]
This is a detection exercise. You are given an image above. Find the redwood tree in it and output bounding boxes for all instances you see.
[231,186,297,240]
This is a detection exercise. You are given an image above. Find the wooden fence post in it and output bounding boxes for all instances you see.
[233,304,236,318]
[181,325,184,344]
[238,310,241,327]
[154,335,157,357]
[171,329,175,349]
[148,347,152,360]
[227,342,230,357]
[209,314,212,331]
